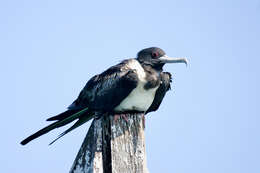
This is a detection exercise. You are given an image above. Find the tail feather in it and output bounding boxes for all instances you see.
[20,108,89,145]
[49,113,93,145]
[46,110,78,121]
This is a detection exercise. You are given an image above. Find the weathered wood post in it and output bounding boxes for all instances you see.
[70,113,149,173]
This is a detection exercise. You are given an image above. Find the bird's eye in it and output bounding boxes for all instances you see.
[152,52,159,58]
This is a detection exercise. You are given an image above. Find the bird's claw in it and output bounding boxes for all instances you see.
[114,113,128,123]
[121,114,128,122]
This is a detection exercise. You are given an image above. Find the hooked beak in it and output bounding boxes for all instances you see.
[159,55,188,66]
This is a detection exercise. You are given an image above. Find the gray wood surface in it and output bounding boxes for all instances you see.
[70,113,149,173]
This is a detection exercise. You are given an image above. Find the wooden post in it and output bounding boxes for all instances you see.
[69,113,149,173]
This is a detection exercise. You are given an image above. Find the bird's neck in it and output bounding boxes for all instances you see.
[141,64,161,90]
[141,63,162,76]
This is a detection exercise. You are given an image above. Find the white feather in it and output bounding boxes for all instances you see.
[114,59,158,112]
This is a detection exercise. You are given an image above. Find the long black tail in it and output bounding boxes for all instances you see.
[20,108,91,145]
[46,109,78,121]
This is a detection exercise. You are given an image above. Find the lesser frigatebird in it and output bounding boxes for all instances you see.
[21,47,187,145]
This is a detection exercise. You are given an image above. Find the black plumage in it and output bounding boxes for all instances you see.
[69,60,139,112]
[146,72,172,114]
[21,47,187,145]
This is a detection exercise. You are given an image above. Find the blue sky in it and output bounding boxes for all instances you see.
[1,0,259,172]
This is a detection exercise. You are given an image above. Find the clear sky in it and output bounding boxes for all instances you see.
[1,0,259,172]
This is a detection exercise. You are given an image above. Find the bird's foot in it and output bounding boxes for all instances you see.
[114,113,129,123]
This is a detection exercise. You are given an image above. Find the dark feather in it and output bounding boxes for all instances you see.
[146,72,172,114]
[49,113,93,145]
[71,59,139,112]
[20,108,89,145]
[46,110,78,121]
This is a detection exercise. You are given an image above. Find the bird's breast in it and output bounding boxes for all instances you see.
[114,59,159,112]
[114,81,159,112]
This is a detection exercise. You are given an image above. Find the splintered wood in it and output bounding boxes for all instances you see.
[70,113,149,173]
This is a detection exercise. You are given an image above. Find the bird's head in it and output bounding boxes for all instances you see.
[137,47,188,71]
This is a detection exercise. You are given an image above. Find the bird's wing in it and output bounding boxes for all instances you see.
[69,60,139,112]
[146,72,172,114]
[20,60,139,145]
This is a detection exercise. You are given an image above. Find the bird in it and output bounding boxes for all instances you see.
[20,47,187,145]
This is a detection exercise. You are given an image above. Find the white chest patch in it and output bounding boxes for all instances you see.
[114,59,159,112]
